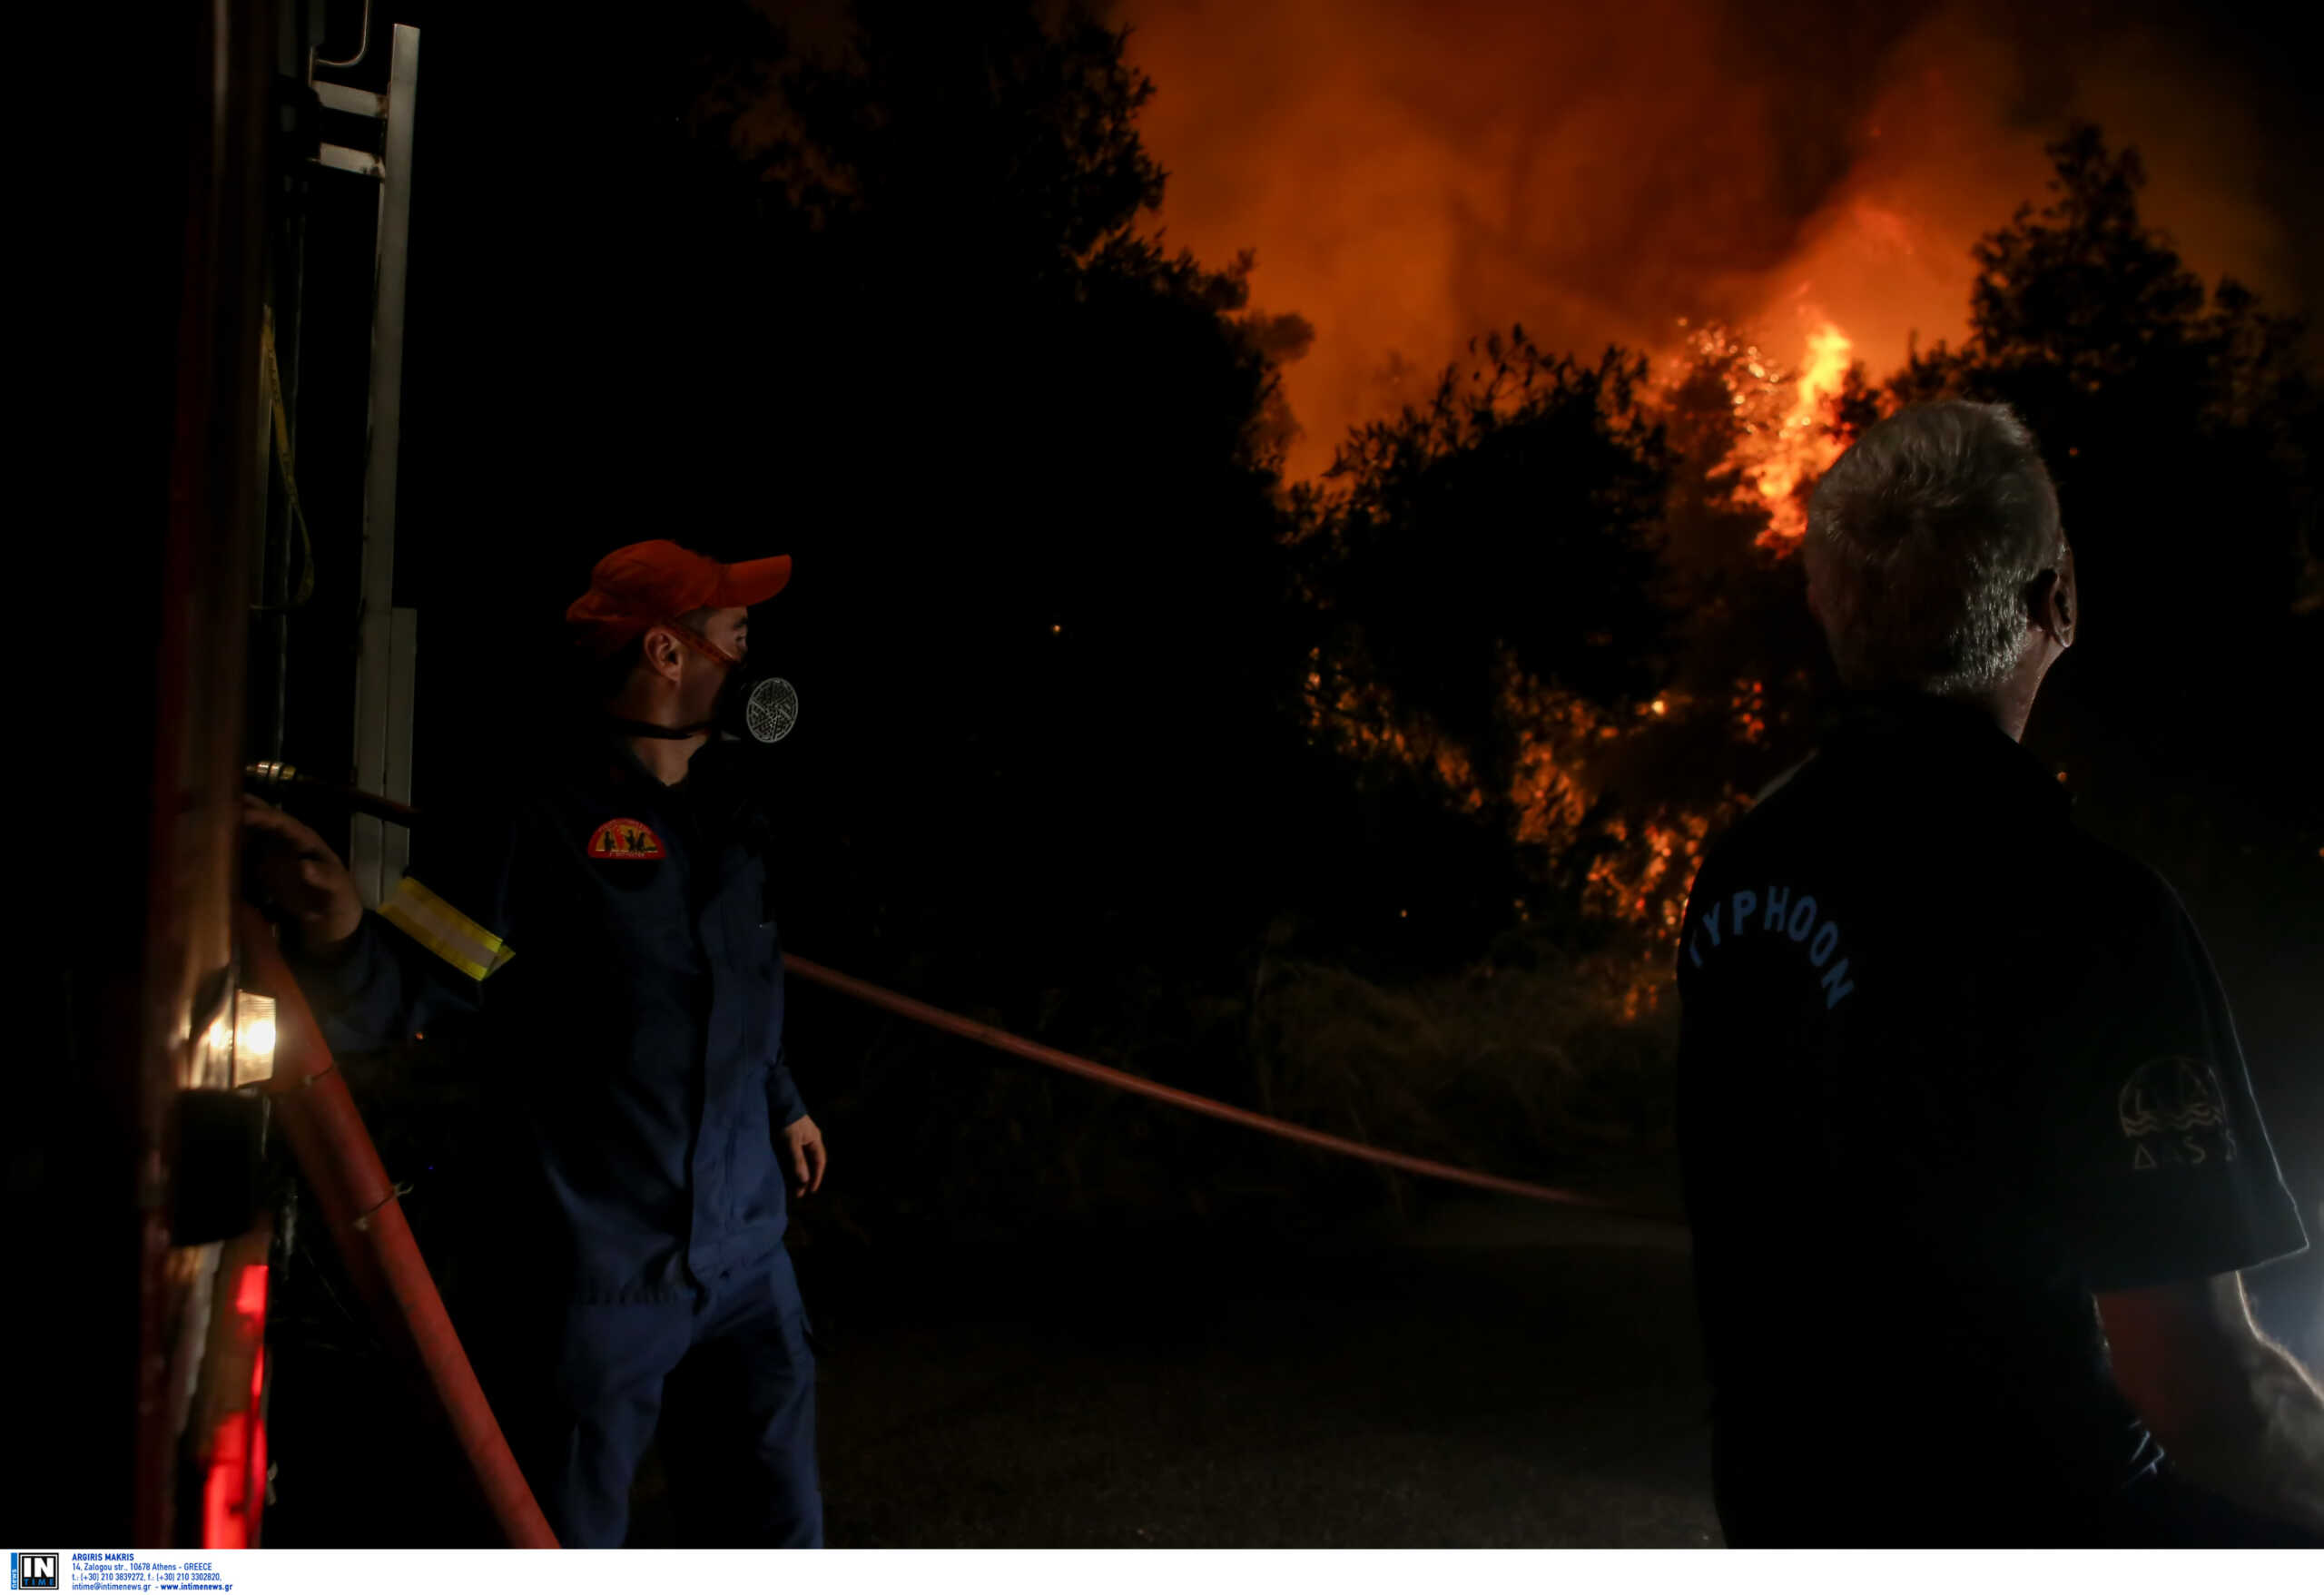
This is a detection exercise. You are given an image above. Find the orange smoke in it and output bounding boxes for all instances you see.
[1121,0,2308,482]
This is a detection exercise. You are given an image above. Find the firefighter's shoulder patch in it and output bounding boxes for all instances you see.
[587,816,666,860]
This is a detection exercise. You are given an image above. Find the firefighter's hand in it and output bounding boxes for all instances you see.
[781,1115,827,1197]
[242,794,365,954]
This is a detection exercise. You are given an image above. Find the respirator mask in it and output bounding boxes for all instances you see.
[608,621,800,750]
[705,655,801,748]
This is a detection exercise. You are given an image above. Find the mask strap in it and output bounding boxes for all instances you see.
[654,621,743,669]
[606,623,736,740]
[605,713,714,741]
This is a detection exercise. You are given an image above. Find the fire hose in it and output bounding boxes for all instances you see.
[238,899,559,1548]
[245,763,1669,1218]
[780,954,1640,1213]
[236,772,1673,1545]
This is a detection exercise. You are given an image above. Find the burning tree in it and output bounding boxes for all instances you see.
[1296,120,2320,1028]
[1292,332,1669,923]
[1292,306,1871,992]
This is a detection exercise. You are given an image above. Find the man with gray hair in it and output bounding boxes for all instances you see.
[1674,399,2320,1546]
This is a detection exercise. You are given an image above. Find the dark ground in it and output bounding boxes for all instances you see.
[259,1176,2323,1549]
[264,1196,1722,1548]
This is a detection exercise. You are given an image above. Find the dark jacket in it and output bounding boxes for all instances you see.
[291,726,808,1302]
[1674,690,2306,1544]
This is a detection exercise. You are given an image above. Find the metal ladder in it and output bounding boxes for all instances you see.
[310,12,420,910]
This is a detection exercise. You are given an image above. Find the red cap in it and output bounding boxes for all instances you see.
[565,539,793,657]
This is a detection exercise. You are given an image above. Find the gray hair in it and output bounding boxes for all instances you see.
[1803,399,2064,696]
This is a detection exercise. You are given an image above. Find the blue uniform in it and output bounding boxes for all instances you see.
[290,726,821,1546]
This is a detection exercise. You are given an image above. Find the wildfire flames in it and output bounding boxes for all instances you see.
[1123,0,2288,486]
[1746,319,1854,549]
[1656,313,1856,550]
[1165,0,2297,1009]
[1303,653,1726,969]
[1298,321,1841,1009]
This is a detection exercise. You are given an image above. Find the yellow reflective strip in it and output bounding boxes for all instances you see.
[379,893,493,980]
[383,884,494,972]
[406,888,510,980]
[379,876,511,982]
[395,877,506,958]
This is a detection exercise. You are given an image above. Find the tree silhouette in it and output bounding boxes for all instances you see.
[1300,332,1669,842]
[1881,123,2319,871]
[1631,329,1837,811]
[701,3,1322,1003]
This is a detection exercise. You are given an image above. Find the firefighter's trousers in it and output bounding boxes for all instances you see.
[473,1244,822,1548]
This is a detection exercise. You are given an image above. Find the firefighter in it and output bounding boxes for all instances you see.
[1675,401,2320,1546]
[244,540,828,1548]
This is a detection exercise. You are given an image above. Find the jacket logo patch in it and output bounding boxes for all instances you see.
[2117,1055,2237,1172]
[587,817,666,860]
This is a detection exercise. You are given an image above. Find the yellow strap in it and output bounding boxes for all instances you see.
[256,305,316,611]
[379,875,514,983]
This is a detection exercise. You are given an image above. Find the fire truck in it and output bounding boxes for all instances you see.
[26,0,545,1548]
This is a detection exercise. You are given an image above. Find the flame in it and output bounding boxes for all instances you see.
[1298,310,1842,989]
[1305,639,1731,975]
[1729,676,1768,743]
[1748,318,1853,549]
[1119,3,2299,488]
[1299,649,1489,816]
[1117,1,1993,484]
[1118,0,2304,1015]
[1658,314,1853,553]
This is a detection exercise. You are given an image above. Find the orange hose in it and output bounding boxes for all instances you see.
[277,784,1676,1225]
[783,953,1669,1218]
[239,901,558,1548]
